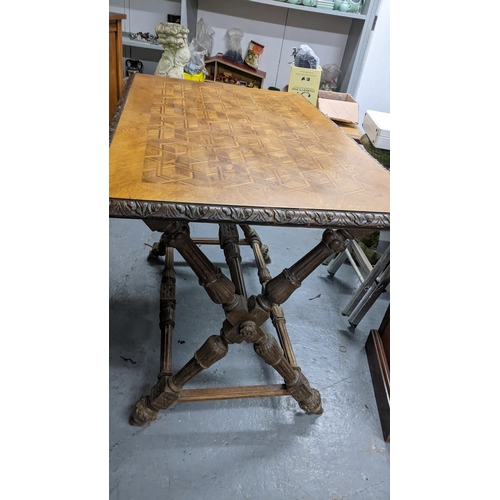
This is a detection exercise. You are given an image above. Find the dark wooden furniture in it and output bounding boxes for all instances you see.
[204,55,266,88]
[109,12,127,120]
[365,304,390,442]
[109,74,390,426]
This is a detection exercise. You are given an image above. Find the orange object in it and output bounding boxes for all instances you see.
[252,42,264,55]
[245,40,264,69]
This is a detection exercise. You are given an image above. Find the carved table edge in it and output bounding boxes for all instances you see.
[109,73,136,146]
[108,198,390,230]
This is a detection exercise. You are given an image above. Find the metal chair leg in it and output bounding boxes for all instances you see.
[342,245,390,317]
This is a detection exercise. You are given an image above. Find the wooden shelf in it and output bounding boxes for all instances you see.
[205,55,266,89]
[122,32,163,51]
[246,0,366,19]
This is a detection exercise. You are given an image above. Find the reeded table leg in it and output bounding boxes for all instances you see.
[219,223,247,297]
[240,224,271,264]
[157,247,177,380]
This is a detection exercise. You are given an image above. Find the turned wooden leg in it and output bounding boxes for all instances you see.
[130,222,250,426]
[159,247,175,377]
[254,332,322,414]
[261,245,271,265]
[240,224,271,264]
[147,234,168,260]
[259,229,348,309]
[239,224,272,286]
[157,221,243,311]
[130,333,230,425]
[220,320,322,414]
[270,304,298,369]
[130,242,177,425]
[219,223,247,297]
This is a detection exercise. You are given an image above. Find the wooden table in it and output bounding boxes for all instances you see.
[109,74,390,426]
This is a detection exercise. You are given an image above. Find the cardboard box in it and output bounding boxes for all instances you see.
[317,90,359,124]
[288,64,322,106]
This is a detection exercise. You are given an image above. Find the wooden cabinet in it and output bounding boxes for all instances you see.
[365,304,390,442]
[109,12,127,120]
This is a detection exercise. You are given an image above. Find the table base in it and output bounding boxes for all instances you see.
[129,222,349,426]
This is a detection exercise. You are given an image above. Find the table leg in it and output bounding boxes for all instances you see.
[242,229,347,414]
[129,224,346,425]
[252,327,323,414]
[159,247,175,378]
[130,333,230,425]
[271,304,297,369]
[240,224,272,287]
[219,223,247,297]
[240,224,271,264]
[220,320,323,414]
[258,229,348,309]
[147,234,168,259]
[130,221,246,425]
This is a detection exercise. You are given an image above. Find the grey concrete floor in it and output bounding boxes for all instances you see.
[109,219,390,500]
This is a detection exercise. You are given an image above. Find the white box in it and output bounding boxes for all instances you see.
[362,110,390,150]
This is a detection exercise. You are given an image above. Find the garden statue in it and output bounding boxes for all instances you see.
[154,23,190,79]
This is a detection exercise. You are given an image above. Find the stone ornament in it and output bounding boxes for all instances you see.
[154,22,190,79]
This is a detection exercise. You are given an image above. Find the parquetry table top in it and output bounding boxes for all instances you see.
[109,74,390,230]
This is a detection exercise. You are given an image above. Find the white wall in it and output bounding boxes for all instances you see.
[353,0,390,128]
[109,0,181,34]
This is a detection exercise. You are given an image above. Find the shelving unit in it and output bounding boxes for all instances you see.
[247,0,366,19]
[115,0,380,95]
[205,55,266,88]
[242,0,380,94]
[193,0,380,94]
[122,33,163,51]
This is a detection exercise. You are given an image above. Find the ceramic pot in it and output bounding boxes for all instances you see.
[126,59,143,76]
[347,0,364,13]
[338,0,350,11]
[333,0,343,9]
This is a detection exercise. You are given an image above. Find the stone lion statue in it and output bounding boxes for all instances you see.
[154,23,190,79]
